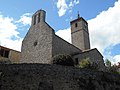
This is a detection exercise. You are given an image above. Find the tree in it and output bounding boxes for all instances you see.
[117,62,120,67]
[105,59,120,74]
[51,54,74,66]
[109,64,119,74]
[105,59,111,67]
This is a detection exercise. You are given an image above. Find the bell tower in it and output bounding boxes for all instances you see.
[70,13,90,50]
[31,9,46,25]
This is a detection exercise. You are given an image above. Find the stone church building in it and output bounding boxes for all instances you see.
[20,9,105,70]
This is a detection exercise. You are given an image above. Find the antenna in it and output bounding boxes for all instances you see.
[77,11,80,18]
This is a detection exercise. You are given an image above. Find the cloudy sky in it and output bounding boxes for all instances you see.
[0,0,120,64]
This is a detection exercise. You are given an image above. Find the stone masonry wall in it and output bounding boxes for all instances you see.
[71,18,90,50]
[73,48,106,71]
[52,34,81,57]
[0,64,120,90]
[9,50,20,63]
[20,22,54,63]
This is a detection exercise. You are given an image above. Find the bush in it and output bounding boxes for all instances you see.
[105,59,120,74]
[78,58,99,70]
[109,65,119,74]
[79,58,91,68]
[105,59,111,67]
[52,54,74,66]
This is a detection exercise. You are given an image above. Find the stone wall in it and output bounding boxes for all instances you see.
[0,46,20,64]
[20,21,54,63]
[20,10,105,71]
[52,34,81,56]
[73,48,106,71]
[0,64,120,90]
[9,50,20,63]
[71,18,90,50]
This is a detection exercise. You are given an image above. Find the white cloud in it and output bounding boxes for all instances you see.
[56,0,120,64]
[73,0,79,4]
[56,0,80,16]
[17,13,32,25]
[57,0,68,17]
[104,54,120,65]
[0,13,23,51]
[1,38,23,52]
[113,55,120,64]
[55,28,71,43]
[88,0,120,55]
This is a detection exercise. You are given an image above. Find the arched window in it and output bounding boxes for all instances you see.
[38,13,40,23]
[33,15,36,25]
[75,23,78,28]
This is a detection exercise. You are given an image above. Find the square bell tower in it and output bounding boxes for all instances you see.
[70,14,90,50]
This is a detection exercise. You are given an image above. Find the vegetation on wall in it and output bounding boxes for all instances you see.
[51,54,74,66]
[78,58,91,68]
[105,59,120,74]
[78,58,99,70]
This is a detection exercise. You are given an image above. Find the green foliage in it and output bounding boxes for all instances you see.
[105,59,111,67]
[79,58,91,68]
[52,54,74,66]
[78,58,99,70]
[109,65,120,74]
[105,59,120,74]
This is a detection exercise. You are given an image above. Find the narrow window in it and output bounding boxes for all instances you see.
[0,49,9,58]
[75,23,78,28]
[0,49,4,57]
[38,13,40,23]
[75,58,79,65]
[4,50,9,58]
[33,15,36,25]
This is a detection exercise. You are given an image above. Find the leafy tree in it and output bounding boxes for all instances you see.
[109,64,119,74]
[105,59,120,74]
[105,59,111,67]
[52,54,74,66]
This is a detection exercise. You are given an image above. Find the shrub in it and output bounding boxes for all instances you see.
[109,65,119,74]
[105,59,111,67]
[79,58,91,68]
[105,59,120,74]
[78,58,99,70]
[52,54,74,66]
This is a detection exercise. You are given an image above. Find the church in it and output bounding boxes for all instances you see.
[20,9,105,71]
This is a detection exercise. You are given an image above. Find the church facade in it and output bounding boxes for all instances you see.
[20,10,105,71]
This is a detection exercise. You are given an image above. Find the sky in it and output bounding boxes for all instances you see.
[0,0,120,64]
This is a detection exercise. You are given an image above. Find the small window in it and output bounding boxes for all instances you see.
[38,13,40,23]
[0,49,4,57]
[75,58,79,65]
[75,23,78,28]
[4,50,9,58]
[0,49,9,58]
[33,41,38,46]
[33,15,36,25]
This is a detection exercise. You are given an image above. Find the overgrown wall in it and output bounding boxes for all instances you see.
[0,64,120,90]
